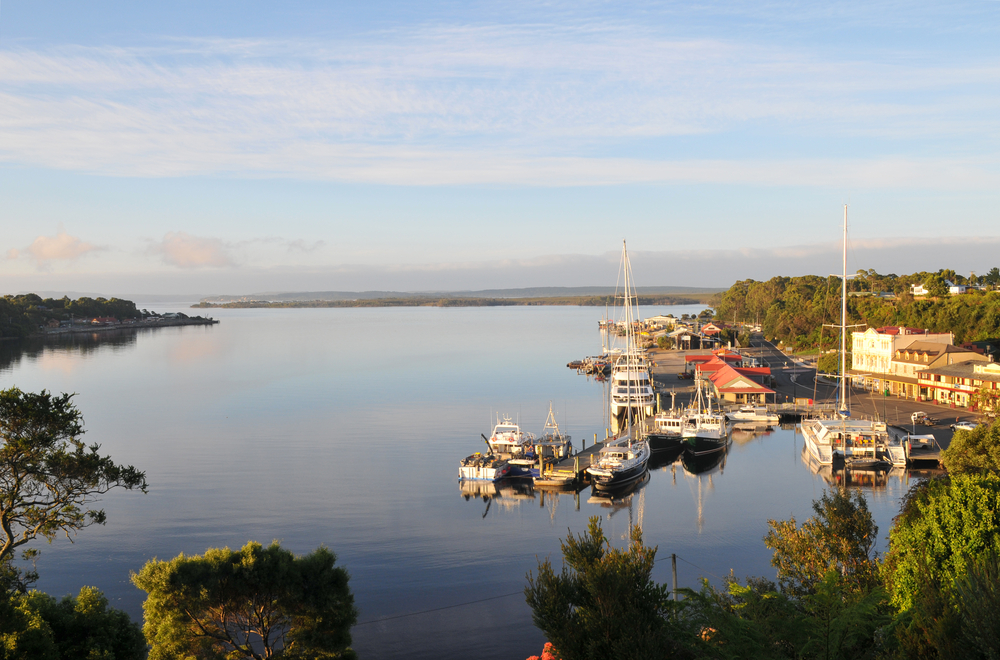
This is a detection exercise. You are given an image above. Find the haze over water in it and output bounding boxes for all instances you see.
[1,305,918,659]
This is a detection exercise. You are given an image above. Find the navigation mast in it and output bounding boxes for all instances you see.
[840,205,848,413]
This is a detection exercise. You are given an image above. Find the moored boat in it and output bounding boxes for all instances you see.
[458,453,512,481]
[725,405,779,426]
[587,439,651,491]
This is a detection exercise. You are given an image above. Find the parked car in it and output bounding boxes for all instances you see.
[951,421,978,431]
[910,411,938,426]
[677,371,693,380]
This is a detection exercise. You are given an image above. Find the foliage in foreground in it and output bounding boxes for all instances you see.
[884,474,1000,612]
[0,585,145,660]
[525,517,688,660]
[764,488,880,597]
[941,421,1000,474]
[0,387,147,587]
[132,541,358,660]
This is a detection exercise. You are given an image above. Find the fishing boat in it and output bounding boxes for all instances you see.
[645,409,685,452]
[482,414,538,477]
[800,206,896,466]
[531,403,578,487]
[485,414,535,456]
[458,453,512,481]
[682,375,730,454]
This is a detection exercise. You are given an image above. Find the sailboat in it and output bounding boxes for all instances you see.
[800,206,903,467]
[587,241,651,491]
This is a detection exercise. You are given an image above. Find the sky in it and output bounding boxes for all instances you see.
[2,1,999,296]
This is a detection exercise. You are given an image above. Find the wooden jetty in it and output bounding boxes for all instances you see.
[536,431,629,488]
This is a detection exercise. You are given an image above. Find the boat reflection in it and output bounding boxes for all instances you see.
[730,425,775,445]
[681,441,729,476]
[648,445,684,471]
[586,472,649,532]
[459,478,536,518]
[798,444,944,490]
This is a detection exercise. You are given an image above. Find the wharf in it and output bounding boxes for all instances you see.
[538,433,628,487]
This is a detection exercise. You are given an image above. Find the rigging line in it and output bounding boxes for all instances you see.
[354,590,524,626]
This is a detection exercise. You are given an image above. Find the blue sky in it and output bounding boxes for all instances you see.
[2,1,999,295]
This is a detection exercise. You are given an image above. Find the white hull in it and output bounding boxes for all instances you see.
[800,418,890,466]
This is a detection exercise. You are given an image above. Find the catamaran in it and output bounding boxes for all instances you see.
[800,206,903,467]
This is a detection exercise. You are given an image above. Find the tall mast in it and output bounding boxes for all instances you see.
[840,205,848,411]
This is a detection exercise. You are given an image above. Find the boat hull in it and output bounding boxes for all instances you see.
[645,432,683,452]
[589,462,648,491]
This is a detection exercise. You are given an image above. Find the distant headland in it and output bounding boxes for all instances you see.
[191,286,723,309]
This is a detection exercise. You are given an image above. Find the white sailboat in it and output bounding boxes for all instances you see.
[588,241,651,491]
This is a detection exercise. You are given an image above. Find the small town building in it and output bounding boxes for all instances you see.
[918,360,1000,409]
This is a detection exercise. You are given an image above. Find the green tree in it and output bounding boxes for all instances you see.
[0,388,147,586]
[763,488,880,597]
[132,541,358,660]
[941,419,1000,475]
[884,475,1000,612]
[951,550,1000,659]
[971,384,1000,421]
[524,517,683,660]
[0,586,145,660]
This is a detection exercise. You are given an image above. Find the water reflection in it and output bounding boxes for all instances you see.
[0,331,141,374]
[460,478,536,518]
[799,443,945,490]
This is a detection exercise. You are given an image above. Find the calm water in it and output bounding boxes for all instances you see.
[0,305,919,659]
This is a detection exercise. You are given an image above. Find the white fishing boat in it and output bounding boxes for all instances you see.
[458,453,512,481]
[801,206,895,466]
[485,414,535,457]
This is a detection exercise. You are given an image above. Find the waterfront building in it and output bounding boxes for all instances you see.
[917,360,1000,409]
[850,326,956,400]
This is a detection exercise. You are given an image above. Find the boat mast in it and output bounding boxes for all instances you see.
[840,205,848,412]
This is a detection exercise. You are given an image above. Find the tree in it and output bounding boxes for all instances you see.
[0,388,147,586]
[970,384,1000,422]
[132,541,358,660]
[524,517,683,660]
[941,418,1000,475]
[884,475,1000,612]
[0,586,146,660]
[763,488,880,597]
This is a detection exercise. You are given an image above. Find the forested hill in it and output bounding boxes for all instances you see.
[0,294,143,339]
[714,270,1000,348]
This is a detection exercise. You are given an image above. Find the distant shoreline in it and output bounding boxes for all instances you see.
[32,316,218,339]
[191,294,718,309]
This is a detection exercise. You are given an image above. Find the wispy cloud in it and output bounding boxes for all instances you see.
[1,23,998,186]
[150,232,233,268]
